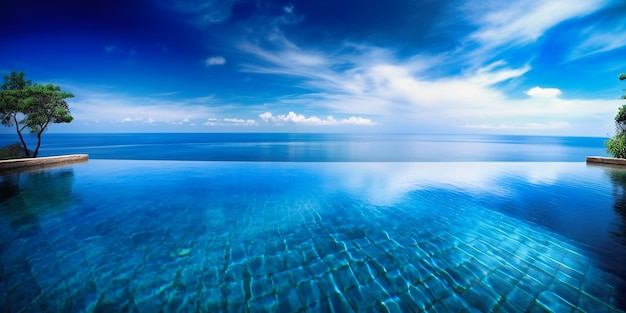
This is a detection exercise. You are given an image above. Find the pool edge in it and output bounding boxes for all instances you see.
[586,156,626,167]
[0,154,89,174]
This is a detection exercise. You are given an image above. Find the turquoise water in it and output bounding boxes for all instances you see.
[1,160,625,312]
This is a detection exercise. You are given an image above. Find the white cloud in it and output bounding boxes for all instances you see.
[259,112,374,126]
[57,84,382,131]
[283,4,294,14]
[134,0,620,136]
[205,56,226,66]
[65,0,619,135]
[526,86,562,98]
[204,118,256,126]
[342,116,375,126]
[237,29,619,135]
[171,118,192,125]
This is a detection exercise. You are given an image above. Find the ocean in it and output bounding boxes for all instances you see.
[0,133,610,161]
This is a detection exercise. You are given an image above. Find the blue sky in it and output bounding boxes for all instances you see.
[1,0,625,135]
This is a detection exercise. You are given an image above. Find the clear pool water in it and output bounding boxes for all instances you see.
[1,160,625,312]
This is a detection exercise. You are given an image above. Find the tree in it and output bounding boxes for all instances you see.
[22,84,74,157]
[0,72,32,156]
[0,72,74,158]
[607,73,626,158]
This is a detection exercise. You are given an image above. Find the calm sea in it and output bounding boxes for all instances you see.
[0,133,610,161]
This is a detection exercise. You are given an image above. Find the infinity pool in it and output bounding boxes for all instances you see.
[1,160,625,312]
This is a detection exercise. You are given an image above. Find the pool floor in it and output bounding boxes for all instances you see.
[0,161,625,312]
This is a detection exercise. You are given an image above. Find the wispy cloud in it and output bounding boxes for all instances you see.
[204,118,256,126]
[62,84,376,131]
[465,121,570,130]
[43,1,621,135]
[150,91,180,97]
[65,86,220,126]
[161,0,237,24]
[216,1,620,135]
[172,118,191,125]
[235,25,619,134]
[205,56,226,66]
[120,117,155,124]
[465,0,610,48]
[568,19,626,60]
[104,45,116,53]
[283,4,294,14]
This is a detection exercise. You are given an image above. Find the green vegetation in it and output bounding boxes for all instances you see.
[0,143,33,160]
[0,72,74,158]
[607,73,626,158]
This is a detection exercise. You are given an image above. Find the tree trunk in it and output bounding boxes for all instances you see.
[33,132,42,158]
[33,121,49,158]
[13,114,30,157]
[33,131,42,158]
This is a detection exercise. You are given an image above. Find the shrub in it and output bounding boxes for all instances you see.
[607,74,626,158]
[0,142,33,160]
[607,134,626,159]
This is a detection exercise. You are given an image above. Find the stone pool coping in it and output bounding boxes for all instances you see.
[0,154,88,174]
[586,156,626,167]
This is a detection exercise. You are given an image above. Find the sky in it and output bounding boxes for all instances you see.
[1,0,625,136]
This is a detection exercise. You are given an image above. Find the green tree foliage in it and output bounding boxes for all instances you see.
[0,72,74,158]
[607,133,626,158]
[22,84,74,157]
[0,72,32,156]
[607,73,626,158]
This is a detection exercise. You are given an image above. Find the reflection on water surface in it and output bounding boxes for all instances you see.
[0,161,624,312]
